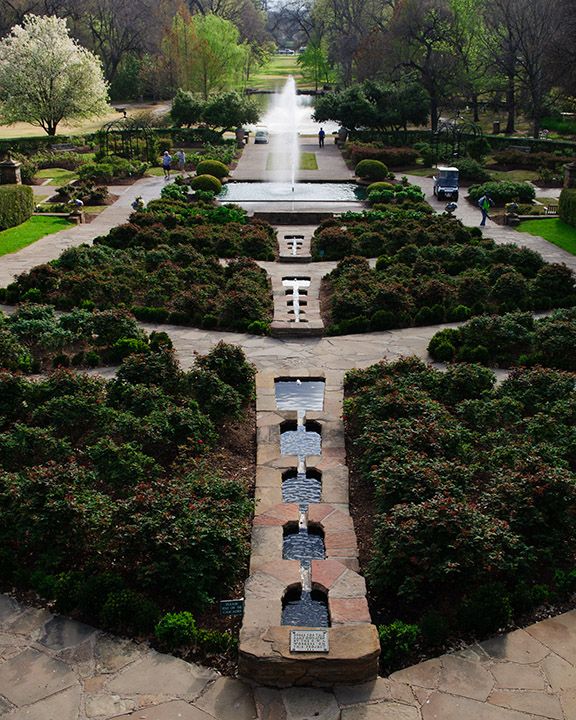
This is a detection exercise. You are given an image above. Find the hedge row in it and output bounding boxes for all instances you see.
[349,128,576,155]
[0,185,34,230]
[344,358,576,646]
[0,342,256,614]
[319,211,576,333]
[428,308,576,369]
[344,143,419,167]
[559,188,576,229]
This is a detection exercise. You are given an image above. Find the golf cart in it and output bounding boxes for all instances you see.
[433,166,459,201]
[254,126,269,144]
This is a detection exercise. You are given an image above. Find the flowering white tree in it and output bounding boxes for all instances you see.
[0,14,109,135]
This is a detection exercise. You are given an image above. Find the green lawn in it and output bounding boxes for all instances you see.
[247,55,303,90]
[487,168,540,183]
[266,152,318,171]
[0,216,71,256]
[35,168,78,185]
[517,218,576,254]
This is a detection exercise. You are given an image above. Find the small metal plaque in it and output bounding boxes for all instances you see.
[290,629,329,653]
[219,599,244,616]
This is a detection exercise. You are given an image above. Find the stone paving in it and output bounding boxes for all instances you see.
[2,141,576,718]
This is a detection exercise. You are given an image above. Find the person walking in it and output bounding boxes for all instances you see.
[162,151,172,180]
[478,193,494,226]
[318,127,325,148]
[177,149,186,174]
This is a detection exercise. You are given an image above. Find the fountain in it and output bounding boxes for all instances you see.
[267,76,300,191]
[219,77,365,207]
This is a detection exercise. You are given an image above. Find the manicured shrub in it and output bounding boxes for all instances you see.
[458,583,512,635]
[190,174,222,193]
[454,157,491,182]
[100,590,160,634]
[378,621,420,666]
[155,611,197,649]
[345,143,418,167]
[0,185,34,230]
[468,181,535,205]
[420,610,451,644]
[559,188,576,229]
[355,159,389,181]
[195,159,228,179]
[366,182,395,193]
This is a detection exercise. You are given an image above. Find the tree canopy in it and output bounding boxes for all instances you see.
[0,14,109,135]
[170,89,259,134]
[313,81,429,132]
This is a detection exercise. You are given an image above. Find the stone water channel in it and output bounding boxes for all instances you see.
[238,367,380,684]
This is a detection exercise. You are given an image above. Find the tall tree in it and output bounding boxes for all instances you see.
[383,0,463,131]
[297,34,334,91]
[163,9,249,98]
[313,0,392,84]
[0,14,109,135]
[486,0,564,138]
[74,0,156,84]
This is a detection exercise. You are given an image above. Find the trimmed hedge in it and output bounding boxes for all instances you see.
[0,185,34,230]
[191,174,222,193]
[355,159,388,181]
[195,160,228,179]
[468,181,535,205]
[559,188,576,229]
[345,143,418,167]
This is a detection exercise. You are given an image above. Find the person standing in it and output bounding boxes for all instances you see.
[177,149,186,174]
[318,127,325,148]
[478,194,494,226]
[162,151,172,179]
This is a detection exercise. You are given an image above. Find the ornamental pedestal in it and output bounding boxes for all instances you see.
[0,155,22,185]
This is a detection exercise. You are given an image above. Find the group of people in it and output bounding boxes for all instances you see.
[162,149,186,179]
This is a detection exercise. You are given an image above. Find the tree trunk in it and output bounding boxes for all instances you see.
[472,94,479,122]
[505,73,515,134]
[430,94,438,133]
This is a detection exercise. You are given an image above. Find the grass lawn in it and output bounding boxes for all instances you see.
[517,218,576,254]
[35,168,78,185]
[0,216,71,256]
[266,152,318,171]
[146,167,165,177]
[247,55,303,91]
[488,168,539,183]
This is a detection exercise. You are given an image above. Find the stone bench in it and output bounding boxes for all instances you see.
[50,143,78,152]
[508,145,531,154]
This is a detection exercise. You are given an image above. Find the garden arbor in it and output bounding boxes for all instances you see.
[98,117,154,160]
[431,114,484,163]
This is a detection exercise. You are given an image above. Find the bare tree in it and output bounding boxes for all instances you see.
[485,0,564,138]
[382,0,463,131]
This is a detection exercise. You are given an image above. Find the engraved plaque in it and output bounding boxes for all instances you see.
[290,629,329,653]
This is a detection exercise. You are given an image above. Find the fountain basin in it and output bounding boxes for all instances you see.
[220,182,366,202]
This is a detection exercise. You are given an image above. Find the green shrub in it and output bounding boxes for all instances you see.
[511,582,549,615]
[190,174,222,193]
[458,582,512,635]
[420,610,451,644]
[378,620,420,666]
[52,353,70,368]
[355,159,389,181]
[247,320,270,335]
[559,188,576,229]
[155,611,197,649]
[195,159,228,179]
[161,183,189,201]
[468,181,535,205]
[454,157,492,182]
[366,181,395,193]
[195,628,237,654]
[85,351,100,367]
[110,337,149,362]
[0,185,34,230]
[100,589,160,634]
